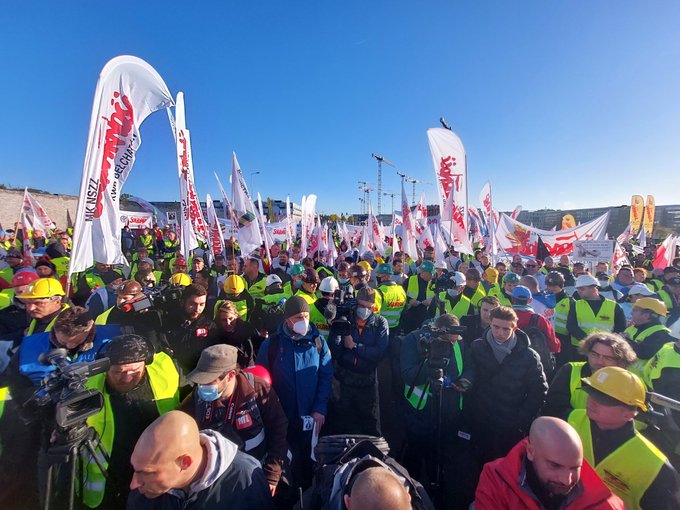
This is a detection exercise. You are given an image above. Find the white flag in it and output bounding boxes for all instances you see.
[173,92,209,258]
[637,226,647,249]
[206,193,225,259]
[300,195,317,258]
[230,152,262,256]
[70,56,173,275]
[285,196,294,250]
[215,171,236,229]
[400,181,418,259]
[257,193,272,264]
[22,188,56,233]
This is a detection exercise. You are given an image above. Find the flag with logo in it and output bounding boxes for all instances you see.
[205,193,225,260]
[629,195,644,236]
[70,56,173,276]
[230,152,262,256]
[400,180,418,259]
[127,195,167,227]
[22,188,56,234]
[643,195,656,237]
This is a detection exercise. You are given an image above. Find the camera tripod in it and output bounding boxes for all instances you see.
[43,423,110,510]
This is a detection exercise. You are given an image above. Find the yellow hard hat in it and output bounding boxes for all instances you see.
[358,261,372,273]
[224,274,246,295]
[633,297,668,316]
[16,278,65,299]
[582,367,647,412]
[169,273,192,286]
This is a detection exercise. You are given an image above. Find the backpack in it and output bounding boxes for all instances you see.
[308,436,434,510]
[523,314,555,378]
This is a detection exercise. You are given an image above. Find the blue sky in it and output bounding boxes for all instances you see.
[2,1,680,216]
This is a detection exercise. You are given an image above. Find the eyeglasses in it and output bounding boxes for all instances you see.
[526,264,537,268]
[588,350,620,363]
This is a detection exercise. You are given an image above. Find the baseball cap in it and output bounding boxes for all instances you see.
[187,345,240,385]
[575,274,599,288]
[628,284,654,297]
[595,272,610,280]
[140,257,154,266]
[511,285,532,301]
[503,272,520,284]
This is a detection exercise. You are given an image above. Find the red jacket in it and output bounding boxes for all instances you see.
[515,308,561,353]
[475,439,624,510]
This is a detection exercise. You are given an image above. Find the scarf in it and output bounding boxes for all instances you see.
[485,328,517,364]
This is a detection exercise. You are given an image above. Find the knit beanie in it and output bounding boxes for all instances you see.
[284,295,310,319]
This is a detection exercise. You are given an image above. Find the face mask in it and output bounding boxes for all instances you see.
[197,384,222,402]
[338,278,349,285]
[598,281,608,287]
[356,306,372,321]
[447,289,459,297]
[292,319,309,336]
[293,279,302,288]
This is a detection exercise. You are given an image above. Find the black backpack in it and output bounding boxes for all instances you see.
[522,313,555,378]
[306,436,434,510]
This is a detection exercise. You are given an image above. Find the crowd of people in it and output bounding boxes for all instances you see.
[1,223,680,509]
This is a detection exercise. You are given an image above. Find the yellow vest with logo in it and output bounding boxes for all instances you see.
[571,298,617,346]
[643,342,680,390]
[83,352,179,508]
[51,256,70,277]
[568,362,588,410]
[378,283,406,329]
[406,275,435,301]
[404,341,463,410]
[568,409,666,510]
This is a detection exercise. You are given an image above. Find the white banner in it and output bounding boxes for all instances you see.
[494,212,610,257]
[70,56,173,274]
[119,210,153,229]
[572,240,615,262]
[266,220,297,242]
[22,188,56,233]
[126,195,166,227]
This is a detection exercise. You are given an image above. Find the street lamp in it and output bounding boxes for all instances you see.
[250,171,261,192]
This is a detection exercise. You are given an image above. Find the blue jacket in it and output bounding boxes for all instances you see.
[333,312,389,375]
[257,322,333,419]
[19,324,121,386]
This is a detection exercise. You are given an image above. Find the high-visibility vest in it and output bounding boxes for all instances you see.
[406,275,435,301]
[139,234,155,252]
[436,292,473,320]
[643,342,680,390]
[0,267,13,285]
[309,303,330,340]
[568,362,588,410]
[246,276,267,299]
[51,256,70,277]
[404,341,463,410]
[95,306,114,325]
[377,283,406,329]
[624,323,671,375]
[657,289,674,311]
[571,298,617,346]
[553,296,572,336]
[0,387,10,421]
[163,239,179,259]
[487,286,512,307]
[26,303,70,336]
[469,285,486,308]
[82,352,179,508]
[568,409,666,510]
[295,289,317,305]
[0,288,14,311]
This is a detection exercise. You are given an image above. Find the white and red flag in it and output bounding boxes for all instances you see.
[22,188,56,234]
[653,234,677,270]
[70,56,173,276]
[205,193,225,260]
[230,152,262,256]
[400,180,418,259]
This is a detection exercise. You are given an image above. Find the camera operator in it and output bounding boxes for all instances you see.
[402,261,436,334]
[400,313,475,508]
[309,276,339,342]
[163,284,218,379]
[82,334,180,509]
[180,345,288,497]
[431,271,474,320]
[328,287,389,436]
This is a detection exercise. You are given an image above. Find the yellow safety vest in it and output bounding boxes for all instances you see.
[469,285,486,308]
[26,303,70,336]
[404,341,463,410]
[406,275,435,301]
[83,353,179,508]
[51,256,70,277]
[295,289,317,305]
[139,234,155,252]
[571,298,617,346]
[553,296,572,336]
[436,292,473,320]
[95,307,114,325]
[568,362,588,410]
[487,286,512,307]
[625,324,672,375]
[657,289,674,310]
[0,387,9,420]
[0,288,14,311]
[378,283,406,329]
[247,276,267,299]
[643,342,680,390]
[0,267,13,285]
[568,409,666,510]
[309,303,330,340]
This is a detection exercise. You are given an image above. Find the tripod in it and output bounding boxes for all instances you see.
[43,423,110,510]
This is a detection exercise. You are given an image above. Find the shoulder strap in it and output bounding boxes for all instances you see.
[529,313,540,328]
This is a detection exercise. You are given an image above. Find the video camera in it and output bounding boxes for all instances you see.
[124,284,185,313]
[417,321,467,371]
[638,392,680,433]
[432,271,459,295]
[26,349,110,429]
[326,288,358,339]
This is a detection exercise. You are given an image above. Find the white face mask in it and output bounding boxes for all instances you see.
[447,289,459,297]
[292,319,309,336]
[356,306,372,320]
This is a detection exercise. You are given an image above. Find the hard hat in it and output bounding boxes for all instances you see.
[358,261,372,273]
[16,278,65,299]
[117,280,143,296]
[224,274,246,295]
[265,274,283,287]
[633,297,668,316]
[419,261,435,274]
[173,257,187,267]
[169,273,192,286]
[319,276,339,294]
[575,274,599,288]
[581,367,647,412]
[290,264,305,276]
[11,270,39,287]
[376,263,393,275]
[453,271,467,286]
[434,260,448,271]
[503,272,520,284]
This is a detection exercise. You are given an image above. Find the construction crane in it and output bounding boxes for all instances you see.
[358,181,373,215]
[383,192,396,215]
[371,153,395,216]
[406,177,424,206]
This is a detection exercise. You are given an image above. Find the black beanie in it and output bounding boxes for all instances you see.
[106,334,151,365]
[284,295,310,319]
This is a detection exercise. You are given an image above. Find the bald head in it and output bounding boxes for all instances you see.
[345,467,411,510]
[526,417,583,496]
[130,411,205,499]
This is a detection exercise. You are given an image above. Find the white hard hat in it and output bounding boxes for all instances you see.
[575,274,599,288]
[265,274,283,287]
[453,271,467,286]
[434,260,447,270]
[319,276,339,294]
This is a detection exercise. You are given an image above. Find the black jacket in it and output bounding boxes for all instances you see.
[466,329,548,434]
